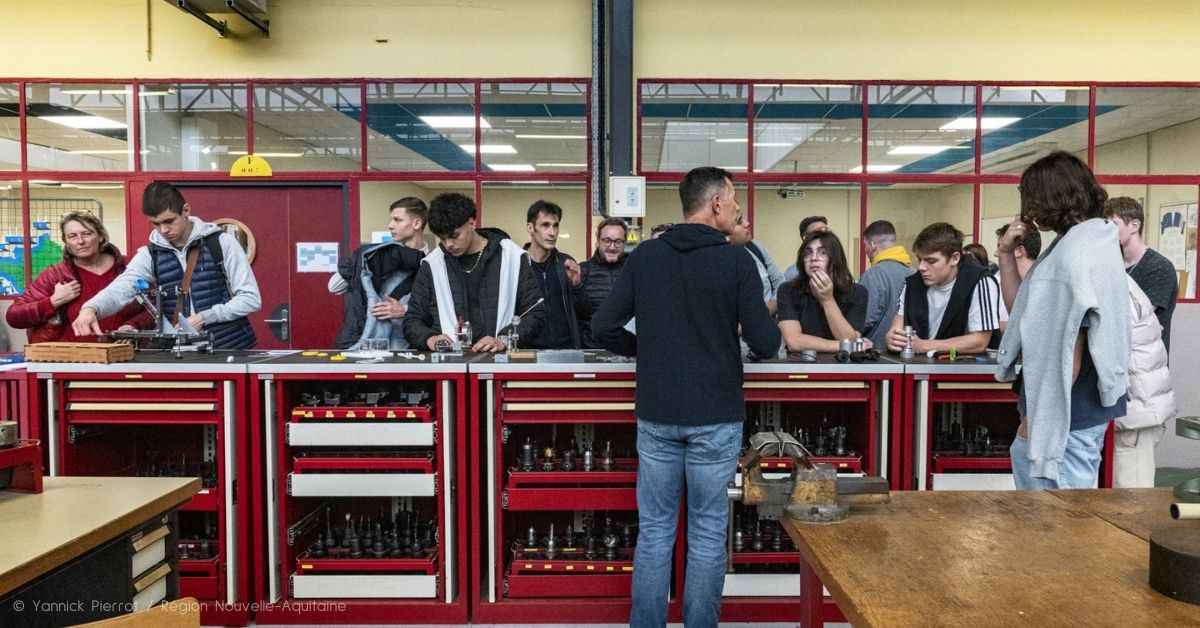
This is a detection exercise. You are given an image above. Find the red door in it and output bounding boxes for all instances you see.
[127,183,347,349]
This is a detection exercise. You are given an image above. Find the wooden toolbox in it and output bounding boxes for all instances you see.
[24,342,135,364]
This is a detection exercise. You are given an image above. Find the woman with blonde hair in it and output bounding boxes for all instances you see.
[7,212,150,343]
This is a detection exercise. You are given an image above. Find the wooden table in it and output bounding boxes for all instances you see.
[782,488,1197,627]
[0,476,199,627]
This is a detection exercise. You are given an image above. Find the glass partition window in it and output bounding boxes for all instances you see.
[482,182,588,260]
[366,82,475,172]
[481,82,587,174]
[866,85,977,175]
[0,182,23,294]
[753,84,862,174]
[641,82,749,173]
[752,182,862,274]
[25,83,134,172]
[0,84,20,170]
[981,86,1089,175]
[141,83,248,172]
[253,83,363,172]
[1095,87,1200,175]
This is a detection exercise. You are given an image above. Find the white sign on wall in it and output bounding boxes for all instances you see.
[609,176,646,218]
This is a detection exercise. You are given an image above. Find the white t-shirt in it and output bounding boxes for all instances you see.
[896,274,1007,337]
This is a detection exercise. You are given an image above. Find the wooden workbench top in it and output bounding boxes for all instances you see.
[0,476,199,597]
[782,489,1198,627]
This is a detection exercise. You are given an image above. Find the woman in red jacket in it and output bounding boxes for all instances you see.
[7,211,151,343]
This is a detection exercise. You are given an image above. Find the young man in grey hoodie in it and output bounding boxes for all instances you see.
[996,152,1131,490]
[72,181,262,349]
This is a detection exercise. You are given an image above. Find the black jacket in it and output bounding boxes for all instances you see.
[523,244,582,349]
[575,250,627,348]
[903,258,1001,349]
[333,243,426,349]
[591,223,780,426]
[403,232,544,350]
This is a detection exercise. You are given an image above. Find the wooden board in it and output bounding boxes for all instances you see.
[1048,487,1183,542]
[24,342,134,364]
[782,490,1198,627]
[0,476,198,596]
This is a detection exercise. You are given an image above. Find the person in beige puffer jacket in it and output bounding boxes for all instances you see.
[1113,276,1177,487]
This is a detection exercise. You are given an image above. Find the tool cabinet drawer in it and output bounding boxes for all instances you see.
[287,472,436,497]
[501,379,635,402]
[286,422,435,447]
[291,574,437,598]
[130,525,170,579]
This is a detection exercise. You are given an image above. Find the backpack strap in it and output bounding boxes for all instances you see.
[745,241,768,268]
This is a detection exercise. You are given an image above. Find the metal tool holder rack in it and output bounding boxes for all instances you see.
[27,353,260,627]
[469,353,664,623]
[723,356,902,623]
[903,357,1114,491]
[250,352,470,624]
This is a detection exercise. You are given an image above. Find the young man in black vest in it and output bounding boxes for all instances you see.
[73,181,261,349]
[885,222,1004,355]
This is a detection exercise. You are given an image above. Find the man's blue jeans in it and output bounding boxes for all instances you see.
[1010,422,1108,489]
[630,418,742,628]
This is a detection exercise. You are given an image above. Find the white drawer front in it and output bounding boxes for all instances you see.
[292,574,436,599]
[288,473,436,497]
[287,422,434,447]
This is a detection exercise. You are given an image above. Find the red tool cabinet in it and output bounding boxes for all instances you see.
[249,353,470,624]
[720,356,903,623]
[28,354,258,627]
[470,354,655,623]
[903,357,1115,491]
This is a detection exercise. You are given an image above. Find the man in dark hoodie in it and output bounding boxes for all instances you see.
[592,167,780,628]
[524,199,582,349]
[403,192,543,352]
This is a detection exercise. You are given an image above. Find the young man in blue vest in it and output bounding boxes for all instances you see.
[885,222,1004,355]
[72,181,262,349]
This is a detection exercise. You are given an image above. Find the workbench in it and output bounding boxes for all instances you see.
[0,476,199,627]
[781,487,1197,627]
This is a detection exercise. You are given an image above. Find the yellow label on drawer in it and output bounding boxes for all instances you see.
[124,374,142,379]
[524,563,532,569]
[300,564,312,570]
[354,374,368,379]
[606,566,614,572]
[366,411,375,418]
[346,411,356,418]
[622,566,633,572]
[325,411,334,418]
[566,565,574,571]
[787,374,809,380]
[586,565,595,571]
[406,411,415,418]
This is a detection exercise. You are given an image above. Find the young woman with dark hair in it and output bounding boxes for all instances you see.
[777,230,869,352]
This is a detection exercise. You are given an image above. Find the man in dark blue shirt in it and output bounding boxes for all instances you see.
[592,167,780,628]
[523,199,582,349]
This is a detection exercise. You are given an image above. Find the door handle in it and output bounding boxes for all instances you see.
[264,307,289,342]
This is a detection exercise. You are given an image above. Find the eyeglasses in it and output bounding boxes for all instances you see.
[801,247,829,260]
[599,238,625,247]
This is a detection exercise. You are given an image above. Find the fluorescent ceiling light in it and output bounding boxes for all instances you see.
[887,145,967,155]
[65,183,124,190]
[488,164,536,172]
[420,115,491,129]
[228,150,305,158]
[849,164,902,173]
[940,117,1020,131]
[997,85,1088,91]
[41,115,127,130]
[459,144,517,154]
[719,166,748,170]
[715,138,748,143]
[65,149,131,155]
[535,163,586,168]
[514,134,585,140]
[756,142,796,148]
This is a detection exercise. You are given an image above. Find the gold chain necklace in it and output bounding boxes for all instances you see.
[461,246,485,274]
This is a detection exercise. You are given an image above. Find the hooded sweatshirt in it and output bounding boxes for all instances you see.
[82,216,262,333]
[591,223,780,426]
[859,245,914,348]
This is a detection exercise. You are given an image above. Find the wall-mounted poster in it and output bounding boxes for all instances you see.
[1159,202,1195,298]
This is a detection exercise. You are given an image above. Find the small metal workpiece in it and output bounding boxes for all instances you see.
[563,524,576,549]
[582,441,595,472]
[545,523,558,560]
[521,438,536,472]
[600,440,615,471]
[752,520,764,551]
[526,525,539,548]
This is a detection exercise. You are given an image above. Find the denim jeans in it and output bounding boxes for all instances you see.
[1010,422,1108,489]
[630,419,742,628]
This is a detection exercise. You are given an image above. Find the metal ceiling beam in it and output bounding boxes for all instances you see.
[174,1,228,38]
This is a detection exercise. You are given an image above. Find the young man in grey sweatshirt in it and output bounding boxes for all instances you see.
[996,152,1131,489]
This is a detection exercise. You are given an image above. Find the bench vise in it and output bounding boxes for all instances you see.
[727,431,889,523]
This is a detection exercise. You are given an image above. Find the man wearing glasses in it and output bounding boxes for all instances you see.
[575,216,630,348]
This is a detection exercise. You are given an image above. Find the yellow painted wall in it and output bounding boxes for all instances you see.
[636,0,1200,81]
[1,0,591,78]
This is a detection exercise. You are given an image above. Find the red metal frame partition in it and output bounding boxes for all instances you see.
[637,79,1200,300]
[0,77,594,291]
